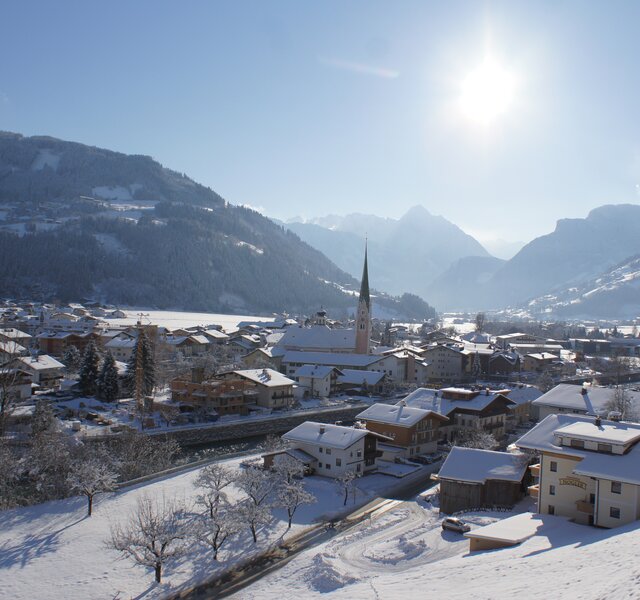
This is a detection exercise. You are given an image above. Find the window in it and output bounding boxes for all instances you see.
[550,461,558,472]
[598,443,613,453]
[548,505,555,515]
[356,463,361,472]
[319,447,323,453]
[326,464,331,470]
[549,485,556,496]
[326,448,332,455]
[589,493,596,504]
[611,481,622,494]
[318,462,323,468]
[570,439,585,449]
[356,450,362,458]
[610,506,621,519]
[336,458,341,467]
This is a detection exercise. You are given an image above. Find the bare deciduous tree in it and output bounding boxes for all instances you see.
[236,467,273,508]
[277,481,315,529]
[193,463,236,518]
[606,387,638,421]
[193,506,241,560]
[272,454,305,485]
[108,495,187,584]
[237,500,271,543]
[67,448,118,516]
[336,470,358,506]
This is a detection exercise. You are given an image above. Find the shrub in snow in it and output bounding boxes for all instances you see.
[108,495,188,584]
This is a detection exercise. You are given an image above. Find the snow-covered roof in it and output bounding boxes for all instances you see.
[554,421,640,445]
[532,384,640,414]
[188,335,211,345]
[283,421,371,449]
[294,364,338,379]
[465,513,571,544]
[402,387,514,417]
[516,414,640,485]
[0,327,31,340]
[17,355,65,371]
[234,368,295,387]
[282,350,383,369]
[437,447,528,484]
[0,340,26,354]
[356,403,447,428]
[105,337,136,349]
[526,352,559,360]
[337,369,385,386]
[276,326,356,351]
[504,385,543,406]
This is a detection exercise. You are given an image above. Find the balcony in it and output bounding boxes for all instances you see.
[575,500,594,515]
[529,463,541,478]
[528,484,539,499]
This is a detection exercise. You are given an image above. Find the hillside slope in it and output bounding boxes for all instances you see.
[0,132,435,319]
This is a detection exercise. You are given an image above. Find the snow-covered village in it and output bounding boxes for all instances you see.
[4,3,640,599]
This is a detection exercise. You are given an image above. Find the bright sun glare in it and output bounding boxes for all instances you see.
[459,59,516,125]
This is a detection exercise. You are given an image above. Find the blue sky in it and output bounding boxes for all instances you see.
[2,1,640,246]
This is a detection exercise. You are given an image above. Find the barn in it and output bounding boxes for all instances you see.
[435,447,530,514]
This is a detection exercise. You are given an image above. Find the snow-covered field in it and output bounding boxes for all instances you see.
[105,310,276,332]
[0,456,432,600]
[240,492,640,600]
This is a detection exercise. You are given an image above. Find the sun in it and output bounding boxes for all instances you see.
[459,59,516,125]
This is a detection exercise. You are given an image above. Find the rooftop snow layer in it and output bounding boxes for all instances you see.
[437,447,528,484]
[283,421,370,449]
[356,403,446,427]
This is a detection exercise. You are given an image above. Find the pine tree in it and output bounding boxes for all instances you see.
[97,351,119,403]
[62,345,81,376]
[124,330,156,398]
[78,341,100,396]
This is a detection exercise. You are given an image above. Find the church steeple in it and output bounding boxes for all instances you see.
[355,241,371,354]
[358,242,370,310]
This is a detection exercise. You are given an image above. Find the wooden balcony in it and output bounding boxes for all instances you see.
[528,484,539,498]
[575,500,594,515]
[529,463,540,478]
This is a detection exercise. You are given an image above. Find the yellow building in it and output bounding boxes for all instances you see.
[517,414,640,528]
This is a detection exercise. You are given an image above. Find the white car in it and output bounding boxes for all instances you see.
[441,517,471,533]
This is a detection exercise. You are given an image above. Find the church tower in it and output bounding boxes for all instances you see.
[355,243,371,354]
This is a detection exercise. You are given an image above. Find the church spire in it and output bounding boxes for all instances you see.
[355,240,371,354]
[358,240,370,310]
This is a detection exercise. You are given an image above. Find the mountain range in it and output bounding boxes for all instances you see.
[287,207,490,300]
[0,132,435,320]
[290,203,640,318]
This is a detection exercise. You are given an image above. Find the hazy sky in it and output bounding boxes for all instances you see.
[2,1,640,246]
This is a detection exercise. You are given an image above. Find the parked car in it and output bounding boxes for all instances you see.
[441,517,470,533]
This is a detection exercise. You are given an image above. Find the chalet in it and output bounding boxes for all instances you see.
[517,413,640,528]
[488,351,521,376]
[105,332,137,361]
[170,373,257,416]
[402,386,516,441]
[523,352,561,373]
[419,343,464,383]
[434,447,529,514]
[225,368,295,409]
[294,365,341,398]
[532,384,640,421]
[0,339,27,359]
[37,331,100,357]
[242,347,282,370]
[281,421,387,478]
[336,369,386,394]
[356,402,448,458]
[0,327,32,346]
[15,354,65,390]
[0,367,33,401]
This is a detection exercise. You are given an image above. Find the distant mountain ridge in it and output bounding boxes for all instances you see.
[287,206,491,302]
[0,132,435,320]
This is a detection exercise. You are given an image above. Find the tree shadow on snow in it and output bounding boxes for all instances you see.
[0,515,86,569]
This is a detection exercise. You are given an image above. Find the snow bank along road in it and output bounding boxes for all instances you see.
[237,492,640,600]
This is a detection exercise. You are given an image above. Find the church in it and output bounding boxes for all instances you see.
[274,246,372,355]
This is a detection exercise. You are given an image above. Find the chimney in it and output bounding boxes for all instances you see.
[319,425,326,434]
[595,416,602,428]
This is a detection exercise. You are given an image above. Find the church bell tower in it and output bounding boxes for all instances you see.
[355,243,371,354]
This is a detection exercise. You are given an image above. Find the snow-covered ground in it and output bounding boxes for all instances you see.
[105,310,276,332]
[239,490,640,600]
[0,455,433,600]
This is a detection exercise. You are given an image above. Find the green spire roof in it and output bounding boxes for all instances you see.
[359,242,370,309]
